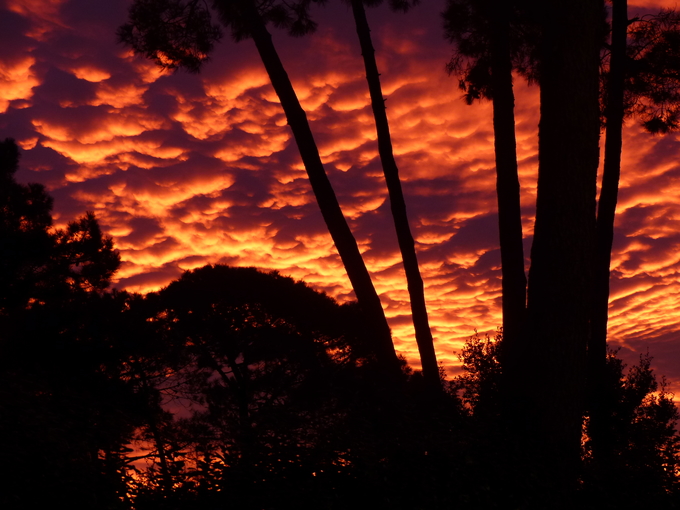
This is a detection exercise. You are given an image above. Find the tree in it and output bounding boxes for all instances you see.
[0,139,144,509]
[583,349,680,507]
[453,333,680,507]
[588,0,628,472]
[443,4,680,483]
[452,331,502,422]
[624,9,680,134]
[589,4,680,465]
[119,264,467,508]
[349,0,439,389]
[0,138,120,312]
[442,0,533,379]
[128,265,389,507]
[446,3,605,496]
[520,0,603,499]
[0,138,55,311]
[118,0,401,375]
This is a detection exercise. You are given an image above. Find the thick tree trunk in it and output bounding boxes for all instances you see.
[235,0,400,373]
[350,0,439,390]
[521,0,602,498]
[589,0,628,470]
[489,3,526,383]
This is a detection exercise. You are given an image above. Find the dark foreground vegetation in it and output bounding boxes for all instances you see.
[3,138,680,509]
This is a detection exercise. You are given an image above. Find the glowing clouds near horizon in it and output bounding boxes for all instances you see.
[1,0,680,382]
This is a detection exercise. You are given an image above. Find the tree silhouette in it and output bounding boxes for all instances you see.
[625,9,680,134]
[119,0,400,375]
[442,0,534,380]
[453,333,680,507]
[1,138,55,311]
[124,265,390,507]
[520,0,603,499]
[0,139,145,508]
[0,138,120,312]
[583,349,680,507]
[113,264,470,509]
[443,5,680,487]
[349,0,440,390]
[589,4,680,468]
[588,0,629,477]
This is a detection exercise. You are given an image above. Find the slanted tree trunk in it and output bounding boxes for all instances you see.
[232,0,400,374]
[521,0,602,498]
[488,2,526,382]
[589,0,628,471]
[350,0,439,390]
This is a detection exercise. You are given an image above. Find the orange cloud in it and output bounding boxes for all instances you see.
[0,57,40,113]
[6,0,66,40]
[71,67,110,83]
[91,82,149,108]
[33,112,167,144]
[41,138,184,166]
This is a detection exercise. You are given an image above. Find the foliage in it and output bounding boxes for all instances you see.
[442,0,539,103]
[118,0,222,72]
[451,330,502,417]
[625,9,680,133]
[445,3,680,136]
[122,265,423,508]
[118,0,324,73]
[0,139,120,312]
[452,331,680,507]
[1,138,54,310]
[582,349,680,507]
[0,138,138,509]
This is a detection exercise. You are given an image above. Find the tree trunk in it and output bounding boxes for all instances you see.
[589,0,627,471]
[350,0,439,390]
[488,2,526,384]
[521,0,602,498]
[140,377,173,493]
[234,0,400,373]
[148,417,173,493]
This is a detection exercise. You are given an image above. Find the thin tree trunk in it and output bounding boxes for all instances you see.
[148,418,173,493]
[489,3,526,382]
[236,0,400,373]
[350,0,439,390]
[589,0,627,469]
[140,377,173,493]
[521,0,602,499]
[211,349,255,470]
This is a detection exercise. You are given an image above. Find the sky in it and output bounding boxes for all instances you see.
[1,0,680,384]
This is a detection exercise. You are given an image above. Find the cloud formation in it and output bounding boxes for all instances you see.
[1,0,679,383]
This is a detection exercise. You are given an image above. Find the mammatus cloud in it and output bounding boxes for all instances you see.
[1,0,679,383]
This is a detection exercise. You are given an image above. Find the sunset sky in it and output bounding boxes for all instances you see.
[2,0,680,384]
